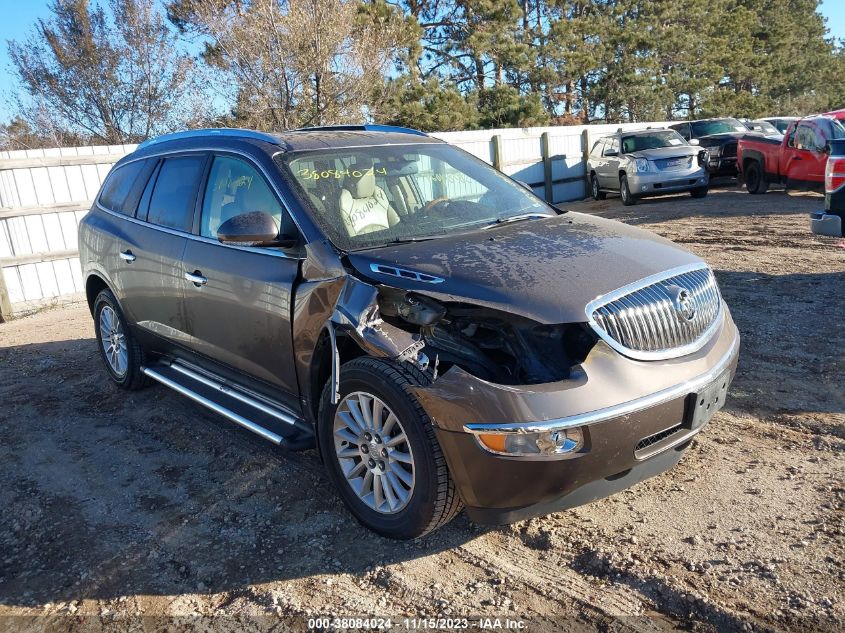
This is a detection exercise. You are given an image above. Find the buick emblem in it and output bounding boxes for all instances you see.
[667,285,696,321]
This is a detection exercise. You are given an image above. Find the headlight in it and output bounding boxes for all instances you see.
[634,158,650,172]
[477,427,584,457]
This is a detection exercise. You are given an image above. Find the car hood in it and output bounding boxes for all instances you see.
[347,212,703,324]
[697,132,745,146]
[628,146,697,160]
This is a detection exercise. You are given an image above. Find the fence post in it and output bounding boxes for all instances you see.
[581,129,592,199]
[541,132,553,203]
[0,270,12,322]
[492,134,503,171]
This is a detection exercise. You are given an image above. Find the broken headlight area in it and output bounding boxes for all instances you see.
[377,288,597,385]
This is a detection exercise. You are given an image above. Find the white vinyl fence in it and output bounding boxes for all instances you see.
[0,122,668,320]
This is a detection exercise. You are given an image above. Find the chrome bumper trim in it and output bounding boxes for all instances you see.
[463,327,739,435]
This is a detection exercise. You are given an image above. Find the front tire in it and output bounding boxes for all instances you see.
[744,161,769,194]
[318,358,462,539]
[620,175,637,206]
[93,289,149,390]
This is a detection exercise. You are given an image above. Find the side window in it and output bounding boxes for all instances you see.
[146,155,206,232]
[590,139,604,157]
[200,155,286,239]
[98,160,153,216]
[794,124,816,151]
[604,137,620,155]
[673,123,691,140]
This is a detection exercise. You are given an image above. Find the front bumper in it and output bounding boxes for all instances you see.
[414,310,740,524]
[627,169,708,196]
[707,157,737,176]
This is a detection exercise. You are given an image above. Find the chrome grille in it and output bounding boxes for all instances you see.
[587,265,722,360]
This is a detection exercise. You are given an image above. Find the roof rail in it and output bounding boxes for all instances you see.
[138,128,282,149]
[293,124,429,137]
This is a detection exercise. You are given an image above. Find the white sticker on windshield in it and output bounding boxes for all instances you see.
[734,126,746,131]
[668,138,683,145]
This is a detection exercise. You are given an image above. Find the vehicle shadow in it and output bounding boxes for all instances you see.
[0,338,487,608]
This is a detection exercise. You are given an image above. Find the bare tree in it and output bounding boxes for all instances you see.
[7,0,205,144]
[169,0,413,130]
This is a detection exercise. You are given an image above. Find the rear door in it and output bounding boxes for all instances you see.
[599,137,622,189]
[180,153,303,409]
[118,153,208,349]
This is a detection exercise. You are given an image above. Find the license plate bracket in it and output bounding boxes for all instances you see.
[688,370,731,430]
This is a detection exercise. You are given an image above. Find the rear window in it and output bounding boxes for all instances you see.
[99,160,151,215]
[146,156,206,232]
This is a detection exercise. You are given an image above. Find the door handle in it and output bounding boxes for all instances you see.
[184,271,208,286]
[119,250,136,263]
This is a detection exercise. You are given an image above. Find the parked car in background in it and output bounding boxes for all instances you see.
[762,116,800,134]
[737,115,845,194]
[811,137,845,237]
[669,118,749,176]
[740,119,782,138]
[78,126,739,538]
[587,128,709,205]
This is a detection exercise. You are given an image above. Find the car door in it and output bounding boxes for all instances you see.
[180,153,303,410]
[590,139,607,185]
[599,137,622,189]
[116,153,208,350]
[786,122,822,188]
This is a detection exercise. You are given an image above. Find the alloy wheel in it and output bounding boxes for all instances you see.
[333,391,415,514]
[99,305,128,377]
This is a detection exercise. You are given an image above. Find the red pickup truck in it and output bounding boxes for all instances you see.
[737,115,845,194]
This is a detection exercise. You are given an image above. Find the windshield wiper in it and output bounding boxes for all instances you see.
[482,212,554,230]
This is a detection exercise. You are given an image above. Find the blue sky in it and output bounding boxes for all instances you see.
[1,0,843,123]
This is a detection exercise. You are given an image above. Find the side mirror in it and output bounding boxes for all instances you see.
[689,138,700,146]
[604,149,619,157]
[217,211,297,248]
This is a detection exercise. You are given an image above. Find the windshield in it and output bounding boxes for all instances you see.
[690,118,747,137]
[746,120,780,135]
[769,119,794,133]
[621,130,688,152]
[279,144,551,251]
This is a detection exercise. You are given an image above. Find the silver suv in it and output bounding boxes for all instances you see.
[588,128,710,205]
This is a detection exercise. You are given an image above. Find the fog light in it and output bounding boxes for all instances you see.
[478,427,584,457]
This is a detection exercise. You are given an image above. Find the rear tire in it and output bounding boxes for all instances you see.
[744,161,769,194]
[93,289,150,390]
[318,358,462,539]
[591,174,606,200]
[690,187,709,198]
[620,175,637,206]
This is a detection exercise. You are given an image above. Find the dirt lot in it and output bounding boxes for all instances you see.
[0,182,843,632]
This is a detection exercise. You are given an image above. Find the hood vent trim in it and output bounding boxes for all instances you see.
[369,263,445,284]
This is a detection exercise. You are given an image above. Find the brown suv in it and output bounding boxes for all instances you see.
[79,126,740,539]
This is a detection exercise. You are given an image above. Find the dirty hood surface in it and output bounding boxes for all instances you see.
[348,212,703,324]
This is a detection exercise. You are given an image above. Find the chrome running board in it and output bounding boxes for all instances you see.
[142,361,313,448]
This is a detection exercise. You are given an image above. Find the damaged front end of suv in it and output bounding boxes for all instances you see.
[280,134,739,538]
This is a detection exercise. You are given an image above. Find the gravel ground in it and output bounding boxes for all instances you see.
[0,182,843,632]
